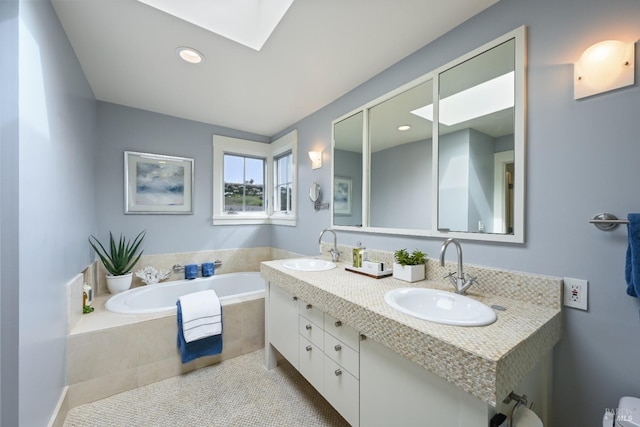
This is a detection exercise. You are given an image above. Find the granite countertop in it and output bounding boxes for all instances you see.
[260,258,562,407]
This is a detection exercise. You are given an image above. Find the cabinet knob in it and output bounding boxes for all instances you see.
[305,324,312,330]
[292,296,298,301]
[334,369,342,376]
[359,334,367,341]
[306,345,312,352]
[306,304,312,310]
[334,320,342,327]
[334,344,342,352]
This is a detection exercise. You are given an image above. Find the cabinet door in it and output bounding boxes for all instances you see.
[324,357,359,426]
[299,337,324,393]
[360,339,488,427]
[268,284,299,368]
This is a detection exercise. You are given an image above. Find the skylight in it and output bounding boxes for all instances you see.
[411,71,514,126]
[137,0,295,51]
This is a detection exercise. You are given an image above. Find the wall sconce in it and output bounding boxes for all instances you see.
[309,151,323,169]
[574,40,635,99]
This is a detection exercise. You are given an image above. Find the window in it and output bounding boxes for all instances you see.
[273,151,293,213]
[213,130,297,225]
[223,154,265,213]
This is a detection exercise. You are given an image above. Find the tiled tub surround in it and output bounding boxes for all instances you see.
[66,286,265,408]
[65,247,306,409]
[261,251,562,407]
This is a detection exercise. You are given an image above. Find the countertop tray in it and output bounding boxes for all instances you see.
[344,265,393,279]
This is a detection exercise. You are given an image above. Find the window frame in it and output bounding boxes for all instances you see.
[213,130,297,226]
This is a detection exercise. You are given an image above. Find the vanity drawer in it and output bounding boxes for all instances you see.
[299,315,324,348]
[324,314,359,351]
[298,300,324,326]
[324,332,359,379]
[324,357,359,427]
[299,337,323,393]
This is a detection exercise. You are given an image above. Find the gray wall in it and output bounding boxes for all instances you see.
[96,102,272,254]
[271,0,640,425]
[0,1,19,425]
[15,1,98,425]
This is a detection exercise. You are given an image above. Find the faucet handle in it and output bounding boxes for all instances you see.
[443,271,458,291]
[443,271,456,279]
[464,273,479,285]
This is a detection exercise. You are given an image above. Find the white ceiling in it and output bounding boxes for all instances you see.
[52,0,499,137]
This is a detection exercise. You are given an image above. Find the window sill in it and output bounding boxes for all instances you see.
[212,214,296,226]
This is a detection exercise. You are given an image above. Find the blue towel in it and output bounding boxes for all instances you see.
[177,300,223,363]
[625,214,640,298]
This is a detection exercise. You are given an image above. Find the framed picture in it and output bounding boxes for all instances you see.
[333,177,352,215]
[124,151,194,214]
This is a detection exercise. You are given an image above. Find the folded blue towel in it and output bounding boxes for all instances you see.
[625,214,640,298]
[177,300,223,363]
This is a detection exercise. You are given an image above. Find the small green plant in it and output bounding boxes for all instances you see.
[394,248,427,266]
[89,231,145,276]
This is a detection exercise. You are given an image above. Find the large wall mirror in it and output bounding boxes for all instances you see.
[333,111,364,227]
[332,26,525,243]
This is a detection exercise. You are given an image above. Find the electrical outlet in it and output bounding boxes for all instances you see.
[563,277,588,310]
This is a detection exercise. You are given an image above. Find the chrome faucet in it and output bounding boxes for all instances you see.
[439,238,476,295]
[318,228,341,262]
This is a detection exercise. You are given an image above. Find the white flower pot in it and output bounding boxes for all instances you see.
[392,263,425,283]
[106,273,133,294]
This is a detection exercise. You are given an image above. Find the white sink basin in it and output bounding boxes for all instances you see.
[282,258,336,272]
[384,288,497,327]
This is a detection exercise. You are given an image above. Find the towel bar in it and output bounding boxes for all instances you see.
[173,260,223,272]
[589,213,629,231]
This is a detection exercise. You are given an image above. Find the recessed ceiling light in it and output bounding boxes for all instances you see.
[176,47,204,64]
[398,125,411,131]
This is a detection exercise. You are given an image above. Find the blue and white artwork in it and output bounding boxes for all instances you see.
[135,162,185,206]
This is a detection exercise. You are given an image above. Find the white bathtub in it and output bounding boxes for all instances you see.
[105,272,265,314]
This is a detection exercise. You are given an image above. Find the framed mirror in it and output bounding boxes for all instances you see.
[434,27,525,242]
[332,111,364,227]
[331,26,525,243]
[368,79,433,232]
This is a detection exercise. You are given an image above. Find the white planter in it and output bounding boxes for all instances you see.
[392,263,425,283]
[106,273,133,294]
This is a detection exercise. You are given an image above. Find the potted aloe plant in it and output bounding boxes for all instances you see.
[393,248,427,283]
[89,231,145,294]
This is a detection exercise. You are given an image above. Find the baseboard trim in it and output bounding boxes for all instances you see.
[47,386,69,427]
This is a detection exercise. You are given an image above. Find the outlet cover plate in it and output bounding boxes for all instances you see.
[563,277,588,310]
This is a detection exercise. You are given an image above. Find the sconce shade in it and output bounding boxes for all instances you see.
[309,151,322,169]
[574,40,635,99]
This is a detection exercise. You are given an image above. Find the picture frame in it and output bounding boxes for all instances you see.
[124,151,194,214]
[333,177,352,215]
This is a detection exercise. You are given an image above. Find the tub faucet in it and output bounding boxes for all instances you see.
[318,228,341,262]
[439,238,476,295]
